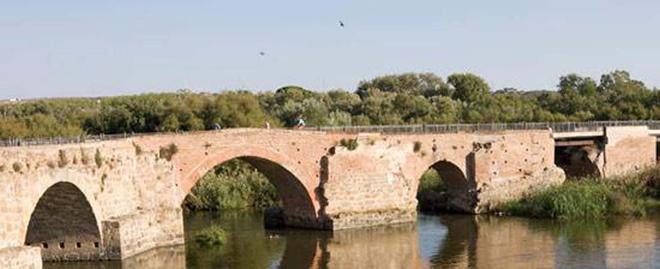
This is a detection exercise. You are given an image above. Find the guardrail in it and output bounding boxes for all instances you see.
[1,120,659,147]
[315,120,660,134]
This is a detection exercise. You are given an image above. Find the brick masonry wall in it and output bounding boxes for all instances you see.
[322,130,565,229]
[0,246,42,269]
[603,126,657,177]
[0,139,183,262]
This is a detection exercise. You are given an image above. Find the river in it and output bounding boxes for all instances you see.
[45,211,660,269]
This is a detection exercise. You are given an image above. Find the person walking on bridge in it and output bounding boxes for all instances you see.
[295,114,306,129]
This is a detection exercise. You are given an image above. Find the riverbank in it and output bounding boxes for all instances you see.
[499,165,660,219]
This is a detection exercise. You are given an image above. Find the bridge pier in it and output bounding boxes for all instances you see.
[101,208,184,260]
[601,126,657,177]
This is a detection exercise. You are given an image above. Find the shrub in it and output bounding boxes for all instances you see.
[101,173,108,191]
[159,143,179,161]
[184,159,279,211]
[339,138,358,151]
[12,162,22,172]
[194,226,227,246]
[81,149,91,165]
[58,150,69,168]
[94,149,103,168]
[47,161,56,169]
[133,142,143,156]
[413,141,422,152]
[0,164,5,172]
[417,169,448,212]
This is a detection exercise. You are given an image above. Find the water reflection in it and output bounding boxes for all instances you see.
[43,245,186,269]
[45,212,660,269]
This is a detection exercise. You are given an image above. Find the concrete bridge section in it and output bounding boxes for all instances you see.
[0,124,657,268]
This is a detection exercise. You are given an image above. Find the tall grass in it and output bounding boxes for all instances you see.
[502,165,660,219]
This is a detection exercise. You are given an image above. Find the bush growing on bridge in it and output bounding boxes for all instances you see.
[57,150,69,168]
[94,149,103,168]
[339,138,358,150]
[159,143,178,161]
[413,141,422,153]
[12,162,22,173]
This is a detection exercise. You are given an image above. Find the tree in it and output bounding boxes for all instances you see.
[356,72,449,98]
[447,73,490,103]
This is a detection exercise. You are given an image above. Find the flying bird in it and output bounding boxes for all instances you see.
[339,20,345,28]
[259,51,266,56]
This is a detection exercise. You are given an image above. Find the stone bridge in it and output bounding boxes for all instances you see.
[0,123,657,268]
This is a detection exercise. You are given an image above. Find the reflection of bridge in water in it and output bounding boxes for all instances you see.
[43,214,660,269]
[0,121,658,267]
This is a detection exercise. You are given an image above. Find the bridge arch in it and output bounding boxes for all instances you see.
[25,181,102,261]
[181,146,320,228]
[415,160,475,213]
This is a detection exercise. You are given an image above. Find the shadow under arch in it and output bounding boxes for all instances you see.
[554,146,602,178]
[418,160,476,213]
[187,155,320,228]
[25,181,102,261]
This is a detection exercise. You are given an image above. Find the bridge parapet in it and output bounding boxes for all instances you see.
[1,121,659,147]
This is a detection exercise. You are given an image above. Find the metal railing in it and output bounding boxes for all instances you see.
[315,120,660,134]
[1,120,659,147]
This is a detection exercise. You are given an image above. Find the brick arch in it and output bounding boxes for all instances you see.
[179,146,320,228]
[413,158,476,213]
[24,181,103,261]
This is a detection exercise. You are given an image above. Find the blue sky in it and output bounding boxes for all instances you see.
[1,0,659,99]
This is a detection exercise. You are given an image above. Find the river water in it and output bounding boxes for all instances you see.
[45,211,660,269]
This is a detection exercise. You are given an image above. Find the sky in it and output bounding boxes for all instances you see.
[1,0,660,99]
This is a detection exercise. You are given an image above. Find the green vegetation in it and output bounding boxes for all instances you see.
[183,160,279,211]
[158,143,178,161]
[417,169,447,212]
[339,138,359,150]
[413,141,422,152]
[94,149,103,168]
[501,166,660,219]
[12,162,22,172]
[194,226,228,246]
[57,150,69,168]
[1,71,658,140]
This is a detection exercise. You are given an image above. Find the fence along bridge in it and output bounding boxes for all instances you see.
[0,121,658,268]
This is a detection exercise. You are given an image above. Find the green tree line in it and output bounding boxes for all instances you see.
[1,70,658,140]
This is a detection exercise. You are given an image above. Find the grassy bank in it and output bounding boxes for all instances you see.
[183,160,279,211]
[501,165,660,219]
